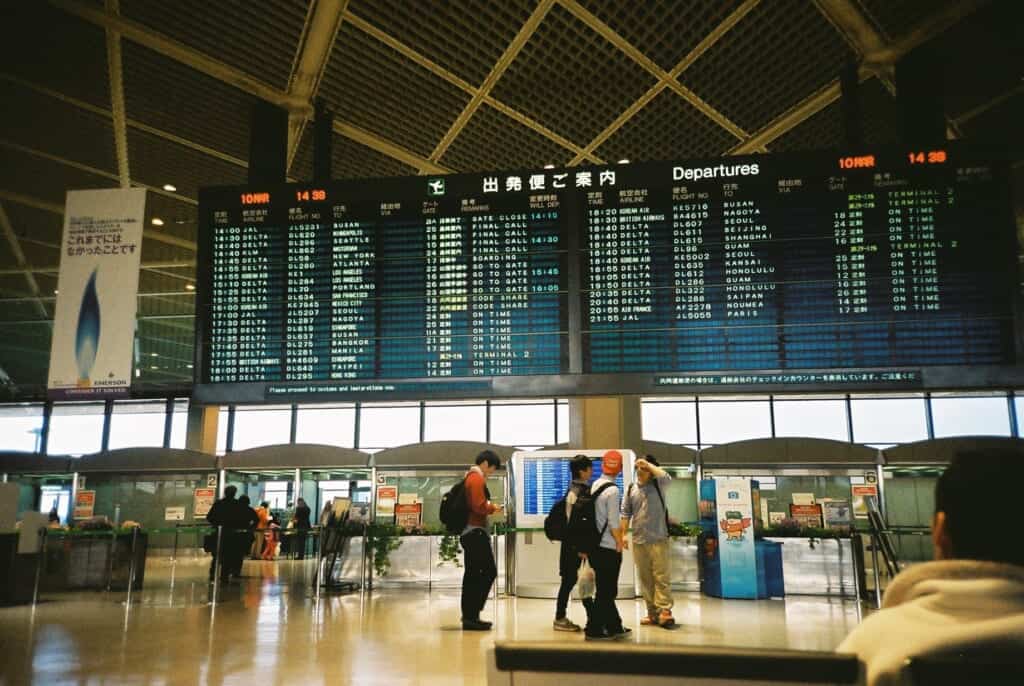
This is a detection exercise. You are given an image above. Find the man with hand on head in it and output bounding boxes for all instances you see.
[585,449,632,641]
[622,455,675,628]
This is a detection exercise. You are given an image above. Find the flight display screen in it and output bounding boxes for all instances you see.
[194,144,1018,403]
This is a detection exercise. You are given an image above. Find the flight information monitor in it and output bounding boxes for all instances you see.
[194,144,1019,403]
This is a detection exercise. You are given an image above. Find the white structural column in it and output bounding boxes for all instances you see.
[104,0,131,188]
[285,0,347,173]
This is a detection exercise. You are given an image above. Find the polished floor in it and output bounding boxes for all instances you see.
[0,557,867,685]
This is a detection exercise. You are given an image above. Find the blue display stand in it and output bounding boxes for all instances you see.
[699,479,785,600]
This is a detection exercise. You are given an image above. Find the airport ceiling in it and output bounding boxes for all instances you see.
[0,0,1021,399]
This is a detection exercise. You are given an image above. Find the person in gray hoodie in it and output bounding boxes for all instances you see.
[838,451,1024,685]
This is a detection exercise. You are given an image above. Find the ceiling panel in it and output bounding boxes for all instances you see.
[0,3,109,109]
[144,193,198,243]
[577,0,745,71]
[0,202,64,252]
[128,129,247,200]
[490,3,658,146]
[0,147,117,207]
[936,1,1023,120]
[441,103,574,172]
[0,81,117,174]
[121,0,309,91]
[346,0,536,86]
[680,0,854,133]
[123,42,259,162]
[960,92,1024,149]
[320,22,472,158]
[596,89,738,163]
[855,0,959,41]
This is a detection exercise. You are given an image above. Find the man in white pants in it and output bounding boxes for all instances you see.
[621,455,674,627]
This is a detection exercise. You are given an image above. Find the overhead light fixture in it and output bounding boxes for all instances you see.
[185,283,196,291]
[150,365,159,371]
[186,364,194,369]
[543,164,555,169]
[162,184,177,192]
[150,352,158,357]
[618,159,630,164]
[135,369,141,378]
[151,217,164,226]
[53,289,59,295]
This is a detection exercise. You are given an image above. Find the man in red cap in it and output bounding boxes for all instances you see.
[584,449,632,640]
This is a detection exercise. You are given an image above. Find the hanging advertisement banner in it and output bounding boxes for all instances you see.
[715,478,757,599]
[73,490,96,520]
[48,188,147,399]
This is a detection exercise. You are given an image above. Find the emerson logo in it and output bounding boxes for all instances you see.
[673,162,760,181]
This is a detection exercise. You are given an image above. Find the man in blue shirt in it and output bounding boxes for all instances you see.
[621,455,675,627]
[584,449,632,641]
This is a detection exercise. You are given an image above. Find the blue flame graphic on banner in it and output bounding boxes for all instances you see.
[74,269,101,382]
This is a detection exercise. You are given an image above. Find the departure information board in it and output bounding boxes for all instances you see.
[194,144,1019,403]
[522,458,624,516]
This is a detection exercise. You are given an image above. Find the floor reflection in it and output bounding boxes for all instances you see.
[0,557,866,685]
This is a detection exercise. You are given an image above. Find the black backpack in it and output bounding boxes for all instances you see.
[565,482,615,554]
[439,478,470,534]
[544,496,569,541]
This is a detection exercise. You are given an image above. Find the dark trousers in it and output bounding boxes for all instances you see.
[208,532,246,581]
[586,546,623,636]
[460,528,497,621]
[556,544,582,619]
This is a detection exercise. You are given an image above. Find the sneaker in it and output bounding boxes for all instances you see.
[462,619,492,631]
[461,617,492,628]
[657,610,675,627]
[611,626,633,639]
[553,617,582,632]
[584,631,614,641]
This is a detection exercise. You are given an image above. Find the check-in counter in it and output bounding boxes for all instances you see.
[369,441,513,589]
[700,437,879,599]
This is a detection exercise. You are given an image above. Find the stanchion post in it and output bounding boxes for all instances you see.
[492,526,498,604]
[32,528,46,607]
[125,526,139,607]
[358,522,367,597]
[313,525,323,601]
[211,525,224,605]
[870,533,882,609]
[106,528,118,592]
[172,525,179,563]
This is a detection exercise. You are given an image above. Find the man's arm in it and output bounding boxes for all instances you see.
[607,487,626,551]
[619,484,632,545]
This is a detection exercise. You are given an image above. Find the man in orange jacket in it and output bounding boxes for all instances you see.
[461,450,503,630]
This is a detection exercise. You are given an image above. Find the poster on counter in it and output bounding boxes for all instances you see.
[165,506,185,521]
[822,500,853,529]
[73,490,96,520]
[193,488,216,518]
[395,502,422,529]
[790,503,823,528]
[715,478,757,599]
[851,484,878,519]
[377,486,397,517]
[47,188,146,399]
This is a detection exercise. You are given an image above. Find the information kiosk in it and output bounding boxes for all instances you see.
[509,449,636,598]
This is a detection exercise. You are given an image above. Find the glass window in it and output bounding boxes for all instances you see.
[296,404,356,447]
[231,405,292,450]
[1016,392,1024,438]
[772,399,848,441]
[108,401,167,449]
[556,401,569,446]
[851,396,927,444]
[698,400,772,445]
[642,401,698,444]
[424,402,486,442]
[931,395,1011,438]
[359,403,420,449]
[490,401,555,448]
[48,402,105,456]
[216,406,228,455]
[0,403,44,453]
[168,399,189,449]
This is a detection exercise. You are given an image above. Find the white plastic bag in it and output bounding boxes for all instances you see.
[577,558,596,601]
